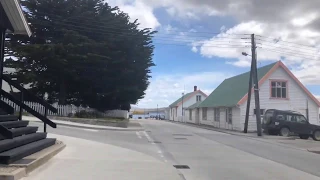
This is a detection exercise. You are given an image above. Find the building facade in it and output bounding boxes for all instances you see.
[185,61,320,132]
[169,86,207,122]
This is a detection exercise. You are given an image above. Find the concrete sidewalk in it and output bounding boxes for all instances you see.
[21,134,182,180]
[23,116,144,131]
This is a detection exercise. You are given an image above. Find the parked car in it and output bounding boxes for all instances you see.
[262,109,320,141]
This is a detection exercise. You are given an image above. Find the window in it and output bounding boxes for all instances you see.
[202,108,207,120]
[271,80,288,99]
[214,108,220,122]
[189,110,192,120]
[296,115,308,124]
[227,108,232,124]
[286,114,296,122]
[254,109,265,115]
[196,95,202,102]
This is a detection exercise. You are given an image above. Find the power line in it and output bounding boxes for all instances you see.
[257,38,317,53]
[256,35,318,49]
[31,10,249,37]
[259,47,319,60]
[31,15,249,42]
[257,45,318,58]
[31,20,248,43]
[30,22,248,48]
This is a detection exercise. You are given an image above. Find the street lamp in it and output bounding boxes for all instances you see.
[242,52,250,56]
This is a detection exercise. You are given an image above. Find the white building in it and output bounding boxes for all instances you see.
[169,86,207,122]
[186,61,320,131]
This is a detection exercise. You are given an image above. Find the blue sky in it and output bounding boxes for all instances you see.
[107,0,320,108]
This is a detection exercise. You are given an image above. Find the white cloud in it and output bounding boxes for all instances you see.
[135,71,234,108]
[106,0,160,29]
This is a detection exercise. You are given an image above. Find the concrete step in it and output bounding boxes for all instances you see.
[0,133,47,153]
[10,126,38,137]
[0,138,56,164]
[0,115,19,122]
[0,120,29,129]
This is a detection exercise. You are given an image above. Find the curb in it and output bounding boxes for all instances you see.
[0,141,66,180]
[30,120,145,131]
[165,120,242,136]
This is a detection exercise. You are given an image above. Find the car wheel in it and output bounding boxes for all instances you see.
[312,130,320,141]
[299,134,309,139]
[279,127,290,137]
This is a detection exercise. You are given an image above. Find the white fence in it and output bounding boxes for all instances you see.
[1,98,128,118]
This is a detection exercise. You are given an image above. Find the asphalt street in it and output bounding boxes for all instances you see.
[31,120,320,180]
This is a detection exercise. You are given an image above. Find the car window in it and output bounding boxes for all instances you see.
[276,114,285,121]
[296,115,308,124]
[286,114,297,122]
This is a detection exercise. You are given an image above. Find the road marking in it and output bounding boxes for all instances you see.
[160,155,164,158]
[143,131,155,144]
[158,150,162,154]
[136,131,142,139]
[82,129,99,132]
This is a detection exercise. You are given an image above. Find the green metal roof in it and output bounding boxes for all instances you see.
[186,101,202,109]
[198,62,277,108]
[169,92,193,107]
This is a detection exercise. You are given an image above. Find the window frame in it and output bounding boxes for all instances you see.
[270,79,289,99]
[196,95,202,102]
[227,107,232,124]
[202,107,207,120]
[214,108,220,122]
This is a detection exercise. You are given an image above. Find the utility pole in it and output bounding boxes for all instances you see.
[181,92,184,122]
[157,104,158,120]
[244,57,254,133]
[251,34,262,136]
[306,100,309,121]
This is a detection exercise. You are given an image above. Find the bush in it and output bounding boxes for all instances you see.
[74,110,104,118]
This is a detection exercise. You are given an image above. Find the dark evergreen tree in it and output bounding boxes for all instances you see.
[5,0,156,111]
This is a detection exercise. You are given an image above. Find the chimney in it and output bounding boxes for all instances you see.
[194,86,197,92]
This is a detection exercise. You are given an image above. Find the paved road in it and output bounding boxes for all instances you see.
[31,120,320,180]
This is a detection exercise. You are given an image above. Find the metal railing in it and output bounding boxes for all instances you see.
[0,75,57,133]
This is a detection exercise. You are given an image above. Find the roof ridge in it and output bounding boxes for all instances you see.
[198,61,277,108]
[225,61,278,81]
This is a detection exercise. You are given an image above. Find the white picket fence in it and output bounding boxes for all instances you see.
[1,98,128,118]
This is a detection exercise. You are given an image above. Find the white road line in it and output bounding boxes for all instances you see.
[160,155,164,158]
[143,131,155,144]
[158,150,162,154]
[82,128,99,132]
[136,131,142,139]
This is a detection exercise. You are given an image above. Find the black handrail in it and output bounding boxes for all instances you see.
[0,100,14,114]
[1,90,57,128]
[2,75,57,113]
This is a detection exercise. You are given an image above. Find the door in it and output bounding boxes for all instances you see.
[219,108,227,129]
[290,114,310,134]
[195,108,200,124]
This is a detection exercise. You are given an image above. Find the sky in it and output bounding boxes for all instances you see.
[106,0,320,108]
